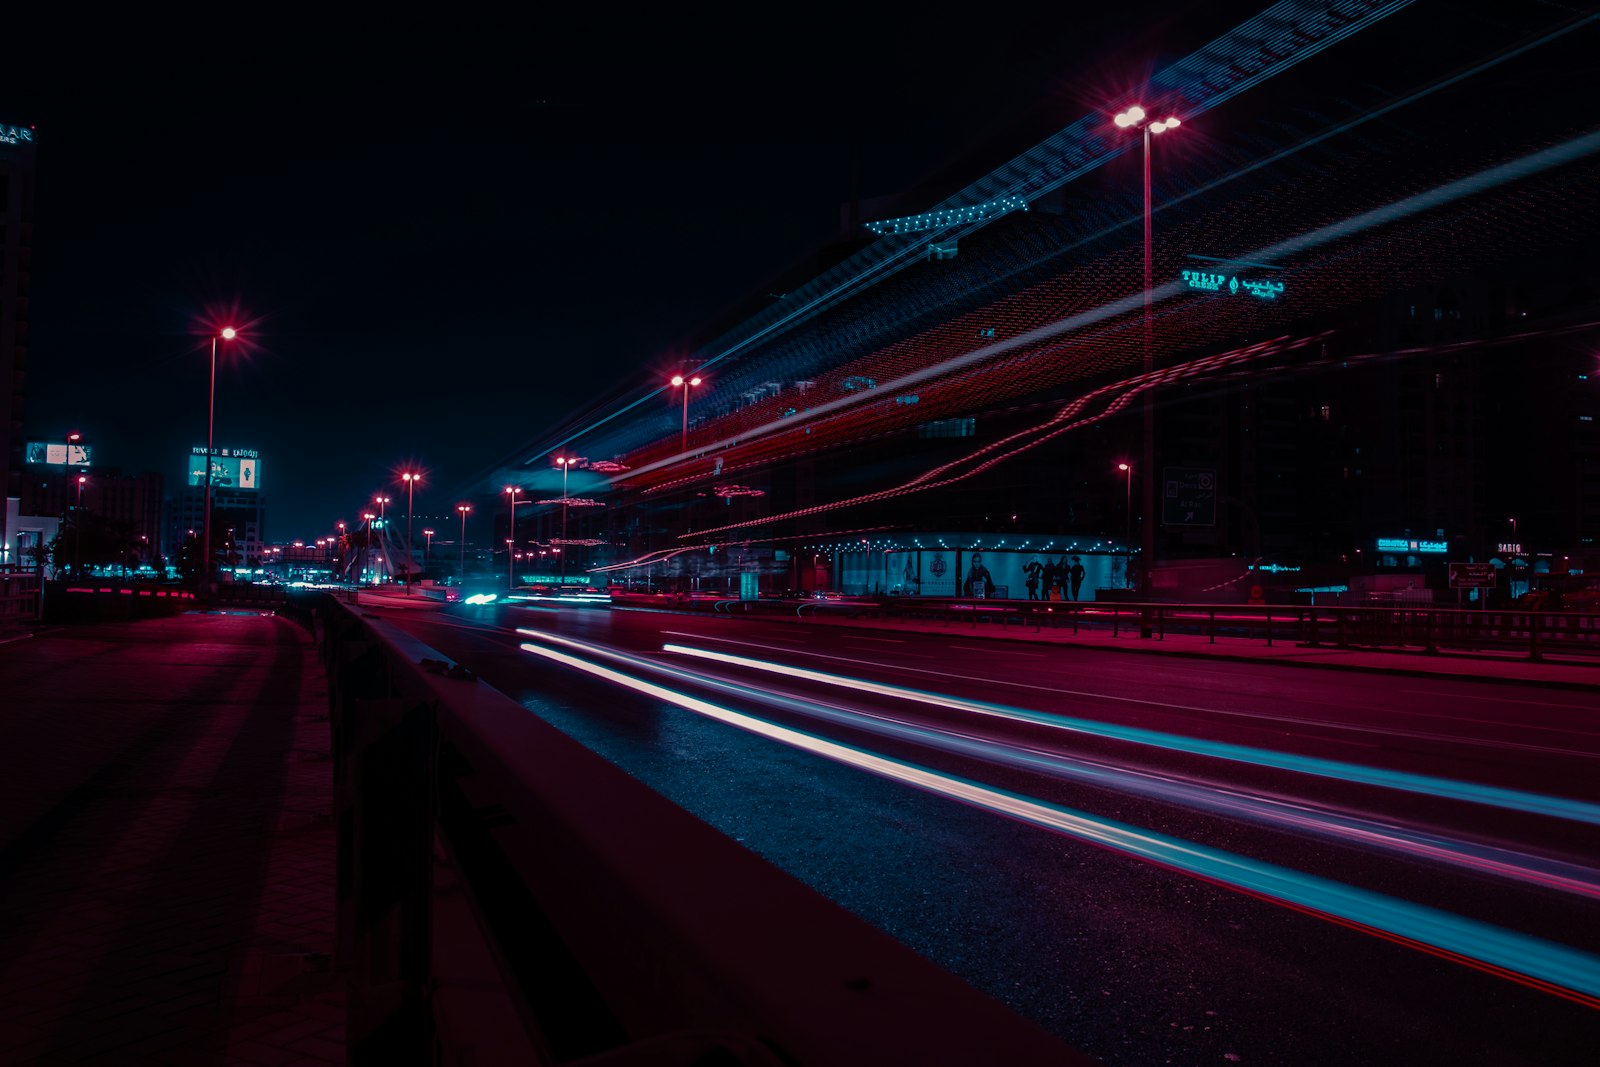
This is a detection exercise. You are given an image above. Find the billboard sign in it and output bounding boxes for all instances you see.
[25,441,92,466]
[188,446,261,491]
[1376,537,1447,555]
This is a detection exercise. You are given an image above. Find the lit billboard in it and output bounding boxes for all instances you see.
[188,446,261,491]
[25,441,92,466]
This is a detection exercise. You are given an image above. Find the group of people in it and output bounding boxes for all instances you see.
[956,552,1089,600]
[1023,554,1086,601]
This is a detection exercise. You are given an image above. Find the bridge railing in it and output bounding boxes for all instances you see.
[876,597,1600,661]
[316,596,1084,1067]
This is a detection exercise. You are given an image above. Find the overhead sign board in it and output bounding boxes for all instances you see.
[1448,563,1496,589]
[1162,467,1216,526]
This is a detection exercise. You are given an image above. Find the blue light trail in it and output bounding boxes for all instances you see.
[661,644,1600,826]
[514,630,1600,1009]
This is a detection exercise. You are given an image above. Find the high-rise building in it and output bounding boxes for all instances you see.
[0,120,37,564]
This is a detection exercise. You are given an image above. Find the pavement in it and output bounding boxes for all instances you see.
[0,610,342,1066]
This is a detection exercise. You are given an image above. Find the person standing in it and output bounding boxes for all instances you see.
[964,552,994,598]
[1024,555,1043,600]
[1069,555,1086,601]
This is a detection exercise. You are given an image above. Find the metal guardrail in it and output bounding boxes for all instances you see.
[879,597,1600,662]
[316,596,1085,1066]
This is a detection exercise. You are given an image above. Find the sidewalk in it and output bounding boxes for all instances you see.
[0,611,343,1065]
[767,608,1600,691]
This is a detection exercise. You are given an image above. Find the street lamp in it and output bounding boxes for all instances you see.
[200,326,239,595]
[423,528,434,570]
[1113,105,1179,618]
[74,474,87,577]
[456,504,472,586]
[362,512,376,584]
[670,374,703,458]
[555,456,573,583]
[505,486,524,589]
[372,496,391,583]
[401,472,420,596]
[1118,462,1134,590]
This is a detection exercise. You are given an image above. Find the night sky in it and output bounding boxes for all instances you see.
[5,4,1256,539]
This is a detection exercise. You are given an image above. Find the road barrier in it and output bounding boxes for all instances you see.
[880,598,1600,661]
[316,596,1084,1067]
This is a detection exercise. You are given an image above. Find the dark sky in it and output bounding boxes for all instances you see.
[4,4,1248,539]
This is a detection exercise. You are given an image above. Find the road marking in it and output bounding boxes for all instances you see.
[662,642,1600,824]
[1401,689,1600,714]
[948,644,1045,656]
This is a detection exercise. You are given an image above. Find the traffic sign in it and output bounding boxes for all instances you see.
[1162,467,1216,526]
[1448,562,1496,589]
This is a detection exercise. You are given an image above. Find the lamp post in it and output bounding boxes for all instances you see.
[401,472,420,596]
[73,474,87,577]
[362,512,376,585]
[199,326,238,596]
[670,374,703,458]
[373,495,391,584]
[423,528,434,571]
[504,486,523,589]
[456,504,472,586]
[1114,105,1179,621]
[555,456,573,584]
[1118,462,1134,590]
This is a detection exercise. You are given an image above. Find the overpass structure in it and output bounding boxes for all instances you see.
[474,2,1600,597]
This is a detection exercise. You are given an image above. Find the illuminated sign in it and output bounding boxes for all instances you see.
[188,446,262,491]
[1498,542,1522,555]
[1181,270,1285,300]
[0,124,34,146]
[25,441,92,466]
[1376,537,1446,554]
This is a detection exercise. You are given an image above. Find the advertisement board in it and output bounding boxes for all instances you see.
[188,447,261,491]
[25,441,92,466]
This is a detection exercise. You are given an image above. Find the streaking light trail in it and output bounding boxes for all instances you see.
[515,632,1600,1009]
[513,630,1600,900]
[661,644,1600,826]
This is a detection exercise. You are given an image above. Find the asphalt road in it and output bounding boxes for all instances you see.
[373,600,1600,1066]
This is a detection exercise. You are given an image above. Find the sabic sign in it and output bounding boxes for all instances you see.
[1181,270,1286,300]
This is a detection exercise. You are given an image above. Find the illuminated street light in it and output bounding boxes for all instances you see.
[362,512,377,584]
[401,472,421,596]
[73,474,88,576]
[456,504,472,585]
[1113,104,1180,622]
[670,373,704,458]
[504,486,524,589]
[1118,462,1134,590]
[423,527,435,569]
[200,326,240,596]
[555,456,574,583]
